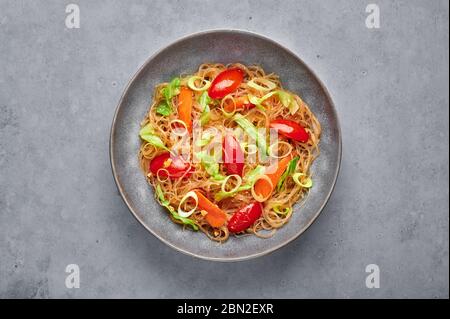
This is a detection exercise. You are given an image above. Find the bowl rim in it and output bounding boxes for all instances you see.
[109,28,342,262]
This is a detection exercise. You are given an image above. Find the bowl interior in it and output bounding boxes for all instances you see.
[111,30,341,261]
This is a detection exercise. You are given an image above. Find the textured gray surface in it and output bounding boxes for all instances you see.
[0,0,448,298]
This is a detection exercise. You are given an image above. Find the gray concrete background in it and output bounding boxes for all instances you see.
[0,0,448,298]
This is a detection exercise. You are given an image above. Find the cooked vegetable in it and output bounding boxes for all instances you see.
[233,113,268,156]
[273,206,291,215]
[249,90,299,114]
[195,130,215,147]
[156,101,172,116]
[288,97,300,115]
[177,191,199,217]
[251,175,274,202]
[248,91,278,110]
[243,165,266,185]
[247,78,277,92]
[193,190,227,228]
[139,123,169,150]
[223,96,255,112]
[157,77,181,117]
[178,87,193,133]
[214,165,265,201]
[218,174,243,200]
[208,68,244,99]
[253,153,295,201]
[187,76,211,91]
[156,185,198,230]
[277,90,292,108]
[228,202,263,233]
[222,134,245,176]
[269,119,309,143]
[162,77,181,102]
[149,152,193,179]
[293,173,313,188]
[277,156,299,191]
[197,152,225,181]
[199,91,212,125]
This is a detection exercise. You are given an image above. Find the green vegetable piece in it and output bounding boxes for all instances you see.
[195,131,215,147]
[273,206,291,215]
[197,151,225,181]
[199,91,212,125]
[233,114,268,156]
[277,156,299,191]
[249,90,299,114]
[162,77,181,102]
[288,98,300,115]
[277,91,292,108]
[248,91,278,109]
[156,77,180,117]
[293,172,313,188]
[156,185,198,230]
[243,165,265,185]
[214,165,265,201]
[156,184,170,206]
[187,76,211,91]
[156,101,172,116]
[139,124,169,150]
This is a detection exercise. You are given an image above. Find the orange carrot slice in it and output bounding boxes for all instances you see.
[178,87,193,133]
[193,190,227,228]
[253,153,295,200]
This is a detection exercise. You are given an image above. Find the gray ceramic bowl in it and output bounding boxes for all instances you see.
[110,30,341,261]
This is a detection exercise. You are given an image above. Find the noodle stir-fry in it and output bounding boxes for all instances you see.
[139,63,321,242]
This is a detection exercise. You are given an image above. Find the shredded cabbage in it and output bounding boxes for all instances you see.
[277,90,292,108]
[156,101,172,116]
[247,78,277,92]
[249,90,300,115]
[249,91,278,110]
[156,77,181,117]
[197,152,225,181]
[288,98,300,115]
[199,91,212,125]
[162,77,180,102]
[233,114,268,155]
[139,124,169,150]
